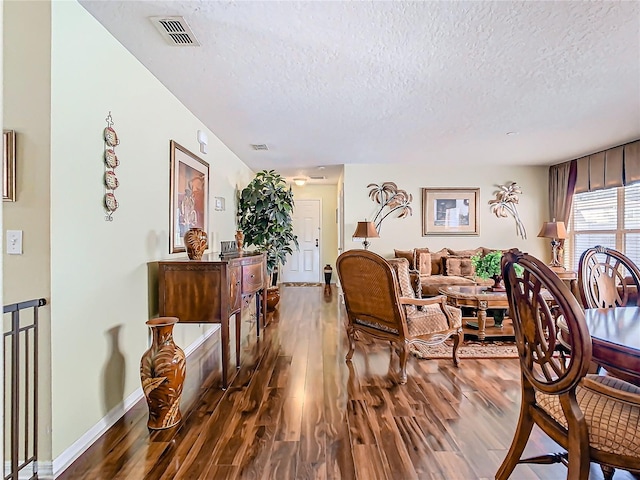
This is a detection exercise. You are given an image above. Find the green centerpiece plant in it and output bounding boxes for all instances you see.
[471,250,524,287]
[470,250,523,327]
[237,170,299,291]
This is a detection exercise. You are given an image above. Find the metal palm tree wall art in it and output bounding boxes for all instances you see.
[367,182,413,232]
[489,182,526,239]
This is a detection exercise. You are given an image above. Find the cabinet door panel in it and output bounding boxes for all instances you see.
[229,264,242,313]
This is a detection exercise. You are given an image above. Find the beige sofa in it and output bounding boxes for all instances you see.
[394,247,495,297]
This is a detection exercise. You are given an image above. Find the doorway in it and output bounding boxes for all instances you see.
[281,199,321,283]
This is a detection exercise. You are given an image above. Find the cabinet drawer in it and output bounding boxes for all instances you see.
[242,263,264,294]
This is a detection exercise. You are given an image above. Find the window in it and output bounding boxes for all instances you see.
[567,182,640,269]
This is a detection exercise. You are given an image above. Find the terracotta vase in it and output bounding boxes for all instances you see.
[184,227,207,260]
[235,230,244,252]
[140,317,186,430]
[266,286,280,312]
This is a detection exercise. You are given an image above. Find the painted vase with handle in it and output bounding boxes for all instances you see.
[140,317,186,430]
[184,227,207,260]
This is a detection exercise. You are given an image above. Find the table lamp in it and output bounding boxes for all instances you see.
[537,220,567,269]
[352,221,379,250]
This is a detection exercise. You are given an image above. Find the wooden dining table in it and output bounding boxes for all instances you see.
[583,306,640,387]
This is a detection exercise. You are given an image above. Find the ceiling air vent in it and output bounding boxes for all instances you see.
[149,16,200,46]
[309,176,326,180]
[251,144,269,151]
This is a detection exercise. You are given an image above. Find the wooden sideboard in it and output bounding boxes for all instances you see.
[155,252,268,389]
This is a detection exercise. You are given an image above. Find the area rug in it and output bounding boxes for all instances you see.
[280,282,324,287]
[411,339,519,359]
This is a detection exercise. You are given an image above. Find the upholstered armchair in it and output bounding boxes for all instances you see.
[336,250,463,384]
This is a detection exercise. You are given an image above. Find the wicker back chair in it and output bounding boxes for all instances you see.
[497,248,640,480]
[578,245,640,309]
[336,249,462,384]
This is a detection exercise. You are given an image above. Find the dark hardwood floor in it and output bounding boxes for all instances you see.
[59,286,637,479]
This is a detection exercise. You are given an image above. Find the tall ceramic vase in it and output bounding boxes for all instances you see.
[184,227,207,260]
[235,229,244,252]
[140,317,186,430]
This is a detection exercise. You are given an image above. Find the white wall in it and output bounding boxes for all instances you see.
[343,164,549,260]
[3,0,53,462]
[50,1,253,460]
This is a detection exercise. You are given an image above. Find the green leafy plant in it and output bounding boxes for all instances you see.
[471,251,523,279]
[237,170,299,282]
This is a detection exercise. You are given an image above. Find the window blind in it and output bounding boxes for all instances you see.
[569,182,640,269]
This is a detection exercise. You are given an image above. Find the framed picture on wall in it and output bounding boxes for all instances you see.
[422,187,479,235]
[169,140,210,253]
[3,130,16,202]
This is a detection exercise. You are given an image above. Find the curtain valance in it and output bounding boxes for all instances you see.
[571,139,640,193]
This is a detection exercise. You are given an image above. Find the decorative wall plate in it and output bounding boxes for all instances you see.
[104,149,119,168]
[104,192,119,212]
[104,127,119,146]
[104,171,119,190]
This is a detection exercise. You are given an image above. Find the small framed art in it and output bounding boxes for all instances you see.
[422,187,479,236]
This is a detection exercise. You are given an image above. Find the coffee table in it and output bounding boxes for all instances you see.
[439,285,512,340]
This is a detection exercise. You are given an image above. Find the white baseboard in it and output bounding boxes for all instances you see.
[3,461,53,480]
[52,325,219,478]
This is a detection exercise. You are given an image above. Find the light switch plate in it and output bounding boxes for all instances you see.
[6,230,23,255]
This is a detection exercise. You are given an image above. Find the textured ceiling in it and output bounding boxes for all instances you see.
[79,0,640,185]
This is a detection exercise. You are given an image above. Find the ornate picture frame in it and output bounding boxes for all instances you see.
[169,140,209,253]
[422,187,479,236]
[3,130,16,202]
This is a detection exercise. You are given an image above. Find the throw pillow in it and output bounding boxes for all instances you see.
[414,248,431,276]
[443,256,476,277]
[429,248,449,275]
[394,249,416,270]
[447,247,483,258]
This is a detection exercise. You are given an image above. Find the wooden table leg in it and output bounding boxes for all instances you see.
[477,300,488,341]
[235,311,241,368]
[221,316,229,389]
[262,289,268,328]
[255,291,261,337]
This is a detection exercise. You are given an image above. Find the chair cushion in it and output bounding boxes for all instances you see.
[406,304,462,335]
[536,375,640,457]
[387,258,417,315]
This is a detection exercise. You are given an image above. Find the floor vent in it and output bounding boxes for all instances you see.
[150,16,200,46]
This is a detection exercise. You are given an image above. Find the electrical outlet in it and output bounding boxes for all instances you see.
[6,230,23,255]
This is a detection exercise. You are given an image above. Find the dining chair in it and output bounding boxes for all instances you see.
[336,249,462,384]
[578,245,640,309]
[497,248,640,480]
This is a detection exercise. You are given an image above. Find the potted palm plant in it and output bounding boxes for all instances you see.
[237,170,298,310]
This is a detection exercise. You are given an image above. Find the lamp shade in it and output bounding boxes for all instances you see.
[352,221,379,239]
[537,221,567,239]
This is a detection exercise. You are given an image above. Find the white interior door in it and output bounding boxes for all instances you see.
[281,199,321,283]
